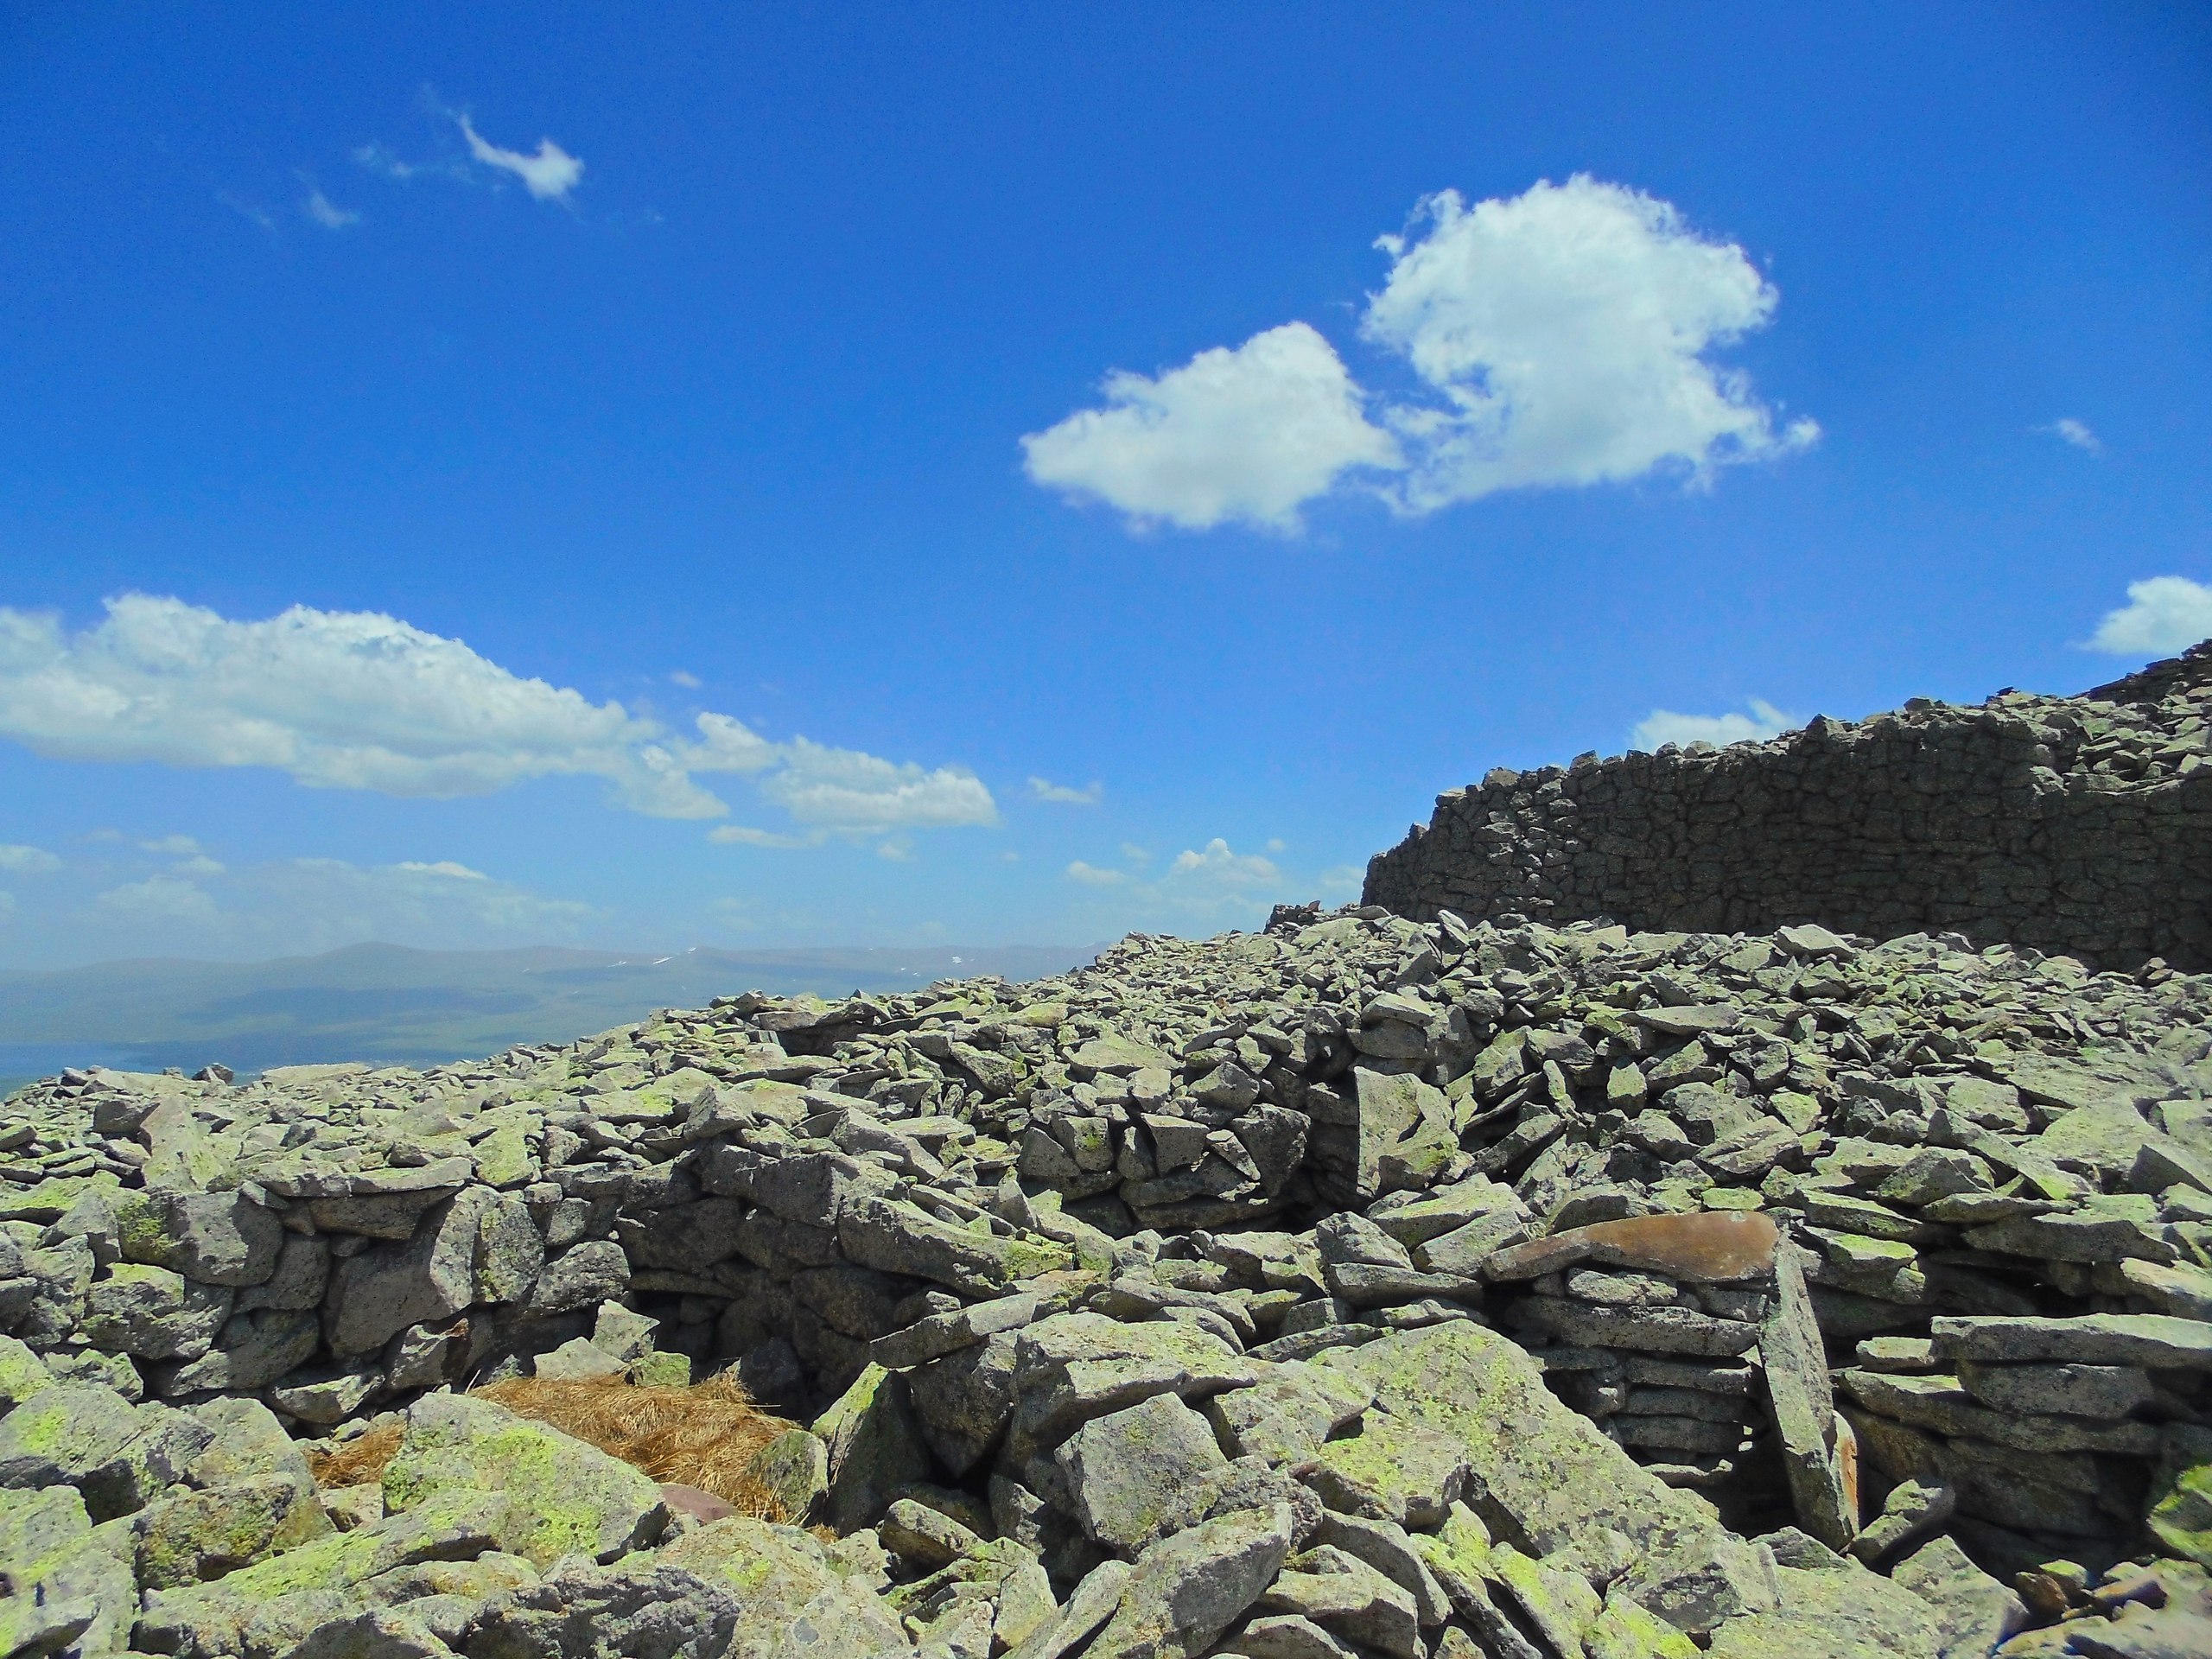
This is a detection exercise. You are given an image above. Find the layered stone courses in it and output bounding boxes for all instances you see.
[1364,641,2212,973]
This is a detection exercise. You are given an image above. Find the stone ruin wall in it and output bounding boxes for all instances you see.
[1363,642,2212,974]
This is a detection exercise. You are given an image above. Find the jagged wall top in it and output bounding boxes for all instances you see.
[1363,640,2212,971]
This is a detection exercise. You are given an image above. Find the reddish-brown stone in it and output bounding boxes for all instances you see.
[1482,1210,1779,1284]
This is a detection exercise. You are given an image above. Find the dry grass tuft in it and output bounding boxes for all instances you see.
[308,1421,401,1491]
[306,1372,803,1521]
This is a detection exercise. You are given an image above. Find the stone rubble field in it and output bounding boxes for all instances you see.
[3,901,2211,1659]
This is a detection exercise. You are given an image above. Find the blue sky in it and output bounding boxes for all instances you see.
[1,3,2208,967]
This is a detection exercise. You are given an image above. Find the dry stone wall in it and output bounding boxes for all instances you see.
[1363,641,2212,974]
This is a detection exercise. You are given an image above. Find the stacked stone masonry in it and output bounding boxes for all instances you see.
[1363,640,2212,974]
[3,903,2211,1657]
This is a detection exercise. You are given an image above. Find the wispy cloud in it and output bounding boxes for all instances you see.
[1632,698,1795,751]
[302,186,361,230]
[352,143,444,182]
[0,594,997,838]
[1065,860,1126,887]
[216,193,276,232]
[0,843,62,874]
[1028,776,1103,805]
[2040,417,2102,454]
[2087,576,2212,657]
[708,825,815,850]
[457,114,584,201]
[1026,175,1815,533]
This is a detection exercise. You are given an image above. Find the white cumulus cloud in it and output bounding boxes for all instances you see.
[1028,776,1103,804]
[1364,177,1818,511]
[458,115,584,201]
[2088,576,2212,657]
[0,595,996,837]
[1632,698,1795,751]
[756,738,997,833]
[1021,322,1401,531]
[0,843,62,873]
[1026,175,1812,532]
[1065,861,1126,887]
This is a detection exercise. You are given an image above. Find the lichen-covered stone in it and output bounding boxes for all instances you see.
[1085,1503,1293,1659]
[378,1393,667,1568]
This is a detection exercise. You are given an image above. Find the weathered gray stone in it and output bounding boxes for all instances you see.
[0,1380,213,1519]
[1307,1512,1448,1628]
[655,1515,912,1659]
[1205,1366,1375,1466]
[1706,1559,1938,1659]
[1955,1359,2154,1420]
[810,1362,931,1533]
[1760,1240,1853,1548]
[1007,1312,1256,1452]
[117,1188,285,1287]
[1319,1323,1777,1635]
[133,1471,333,1588]
[838,1192,1073,1295]
[1302,1414,1467,1529]
[378,1393,667,1567]
[521,1239,627,1318]
[909,1328,1021,1478]
[1929,1313,2212,1370]
[1257,1543,1421,1659]
[1085,1503,1293,1659]
[82,1261,234,1359]
[872,1289,1045,1370]
[1056,1391,1229,1554]
[1889,1535,2027,1659]
[739,1427,830,1525]
[328,1189,537,1356]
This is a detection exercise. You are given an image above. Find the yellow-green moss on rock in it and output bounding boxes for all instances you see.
[379,1392,666,1568]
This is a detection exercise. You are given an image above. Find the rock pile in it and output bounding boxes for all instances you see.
[1363,640,2212,973]
[3,901,2210,1657]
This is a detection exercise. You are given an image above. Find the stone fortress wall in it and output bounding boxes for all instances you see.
[1363,641,2212,974]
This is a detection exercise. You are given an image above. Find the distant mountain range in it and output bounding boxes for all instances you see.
[0,941,1100,1086]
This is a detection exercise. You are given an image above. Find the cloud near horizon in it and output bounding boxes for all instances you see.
[2088,576,2212,658]
[1632,698,1795,751]
[1062,836,1292,921]
[0,595,997,837]
[82,853,594,957]
[1024,175,1815,532]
